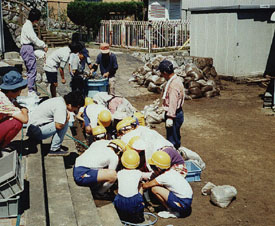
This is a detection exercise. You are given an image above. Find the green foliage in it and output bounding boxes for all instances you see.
[67,1,144,37]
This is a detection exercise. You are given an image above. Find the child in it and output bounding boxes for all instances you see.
[143,151,193,218]
[114,150,149,223]
[43,42,82,97]
[20,8,48,97]
[73,139,126,199]
[76,97,93,124]
[68,50,86,95]
[83,103,112,134]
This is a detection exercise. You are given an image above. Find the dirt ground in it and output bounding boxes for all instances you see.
[71,50,275,226]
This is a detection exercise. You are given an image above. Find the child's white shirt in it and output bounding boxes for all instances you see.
[156,169,193,199]
[85,103,111,128]
[44,47,71,72]
[117,169,143,197]
[75,140,118,170]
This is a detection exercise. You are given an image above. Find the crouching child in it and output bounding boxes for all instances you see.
[114,149,151,223]
[142,151,193,218]
[73,139,126,199]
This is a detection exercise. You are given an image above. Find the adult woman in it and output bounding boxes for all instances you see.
[0,71,28,155]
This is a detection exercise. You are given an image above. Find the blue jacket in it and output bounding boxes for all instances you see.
[96,52,118,78]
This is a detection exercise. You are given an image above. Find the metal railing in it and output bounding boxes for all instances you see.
[98,20,190,52]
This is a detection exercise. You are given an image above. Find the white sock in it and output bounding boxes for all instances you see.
[97,182,114,194]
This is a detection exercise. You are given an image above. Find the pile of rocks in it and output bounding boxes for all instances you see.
[23,0,47,11]
[131,53,221,99]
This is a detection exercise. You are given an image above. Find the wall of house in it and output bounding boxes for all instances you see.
[148,0,181,20]
[47,0,73,20]
[182,0,275,77]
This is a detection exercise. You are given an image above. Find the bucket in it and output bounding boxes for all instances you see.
[86,78,109,98]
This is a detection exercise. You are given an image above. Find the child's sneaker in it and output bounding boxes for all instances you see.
[48,149,70,157]
[157,210,180,218]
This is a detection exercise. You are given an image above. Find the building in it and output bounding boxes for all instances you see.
[183,0,275,77]
[47,0,73,20]
[148,0,181,20]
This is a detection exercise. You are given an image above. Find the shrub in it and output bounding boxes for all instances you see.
[67,1,144,39]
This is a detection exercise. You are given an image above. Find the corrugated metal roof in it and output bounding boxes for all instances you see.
[189,4,275,12]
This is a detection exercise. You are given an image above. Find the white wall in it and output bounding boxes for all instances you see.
[182,0,275,77]
[149,0,181,20]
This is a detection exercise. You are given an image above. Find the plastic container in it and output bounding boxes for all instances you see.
[0,195,20,218]
[0,151,24,199]
[185,161,201,182]
[86,78,109,98]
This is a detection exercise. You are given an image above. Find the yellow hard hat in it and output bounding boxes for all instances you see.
[134,111,145,126]
[108,139,128,155]
[127,136,146,151]
[92,125,106,136]
[85,97,94,107]
[116,116,136,132]
[148,151,171,169]
[98,110,112,127]
[121,150,140,169]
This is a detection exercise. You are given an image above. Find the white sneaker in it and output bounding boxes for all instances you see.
[28,91,38,97]
[157,211,180,218]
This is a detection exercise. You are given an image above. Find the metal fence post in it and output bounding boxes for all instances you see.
[148,23,151,53]
[109,20,112,46]
[121,20,125,47]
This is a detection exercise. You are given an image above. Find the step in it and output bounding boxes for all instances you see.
[97,203,122,226]
[25,143,47,226]
[42,135,77,226]
[44,38,66,42]
[65,167,103,226]
[46,42,70,48]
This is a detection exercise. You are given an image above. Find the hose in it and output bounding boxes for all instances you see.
[65,133,89,149]
[16,128,24,226]
[121,212,158,226]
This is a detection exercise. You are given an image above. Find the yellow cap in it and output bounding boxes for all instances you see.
[108,139,127,153]
[134,111,145,126]
[148,151,171,169]
[121,150,140,169]
[116,116,136,132]
[84,97,94,107]
[127,136,146,151]
[92,126,106,136]
[98,110,112,127]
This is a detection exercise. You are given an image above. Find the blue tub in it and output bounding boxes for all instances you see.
[185,161,202,182]
[86,78,109,98]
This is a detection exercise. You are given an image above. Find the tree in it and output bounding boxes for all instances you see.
[67,1,144,40]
